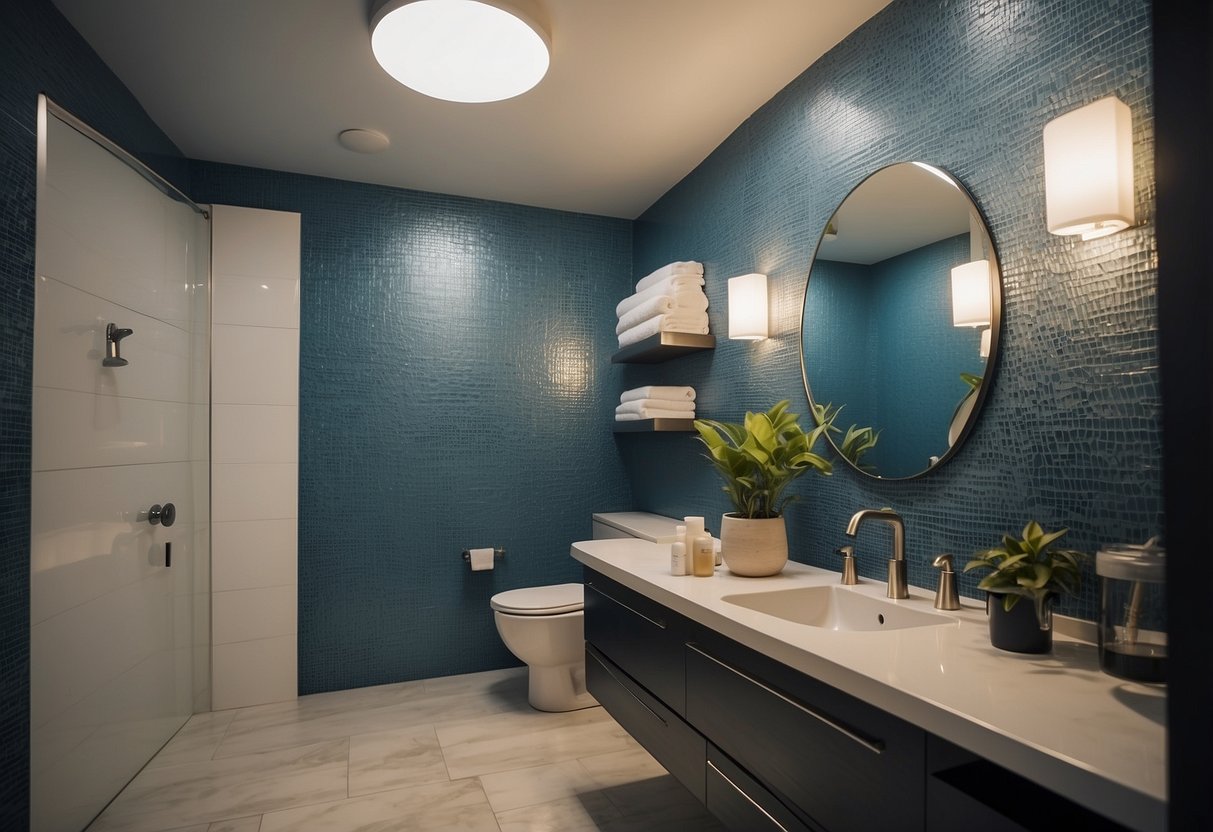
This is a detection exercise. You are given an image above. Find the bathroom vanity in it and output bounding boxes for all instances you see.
[572,538,1165,832]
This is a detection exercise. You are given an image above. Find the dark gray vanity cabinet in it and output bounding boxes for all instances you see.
[686,633,925,832]
[583,568,924,832]
[583,573,705,800]
[582,567,1140,832]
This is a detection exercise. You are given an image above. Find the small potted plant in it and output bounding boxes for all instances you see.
[963,521,1086,653]
[693,401,833,576]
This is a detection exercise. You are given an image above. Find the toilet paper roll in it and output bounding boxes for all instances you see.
[469,547,495,572]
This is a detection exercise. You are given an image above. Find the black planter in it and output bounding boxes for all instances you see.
[987,593,1052,654]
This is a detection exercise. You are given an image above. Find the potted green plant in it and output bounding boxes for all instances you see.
[963,521,1086,653]
[693,401,833,576]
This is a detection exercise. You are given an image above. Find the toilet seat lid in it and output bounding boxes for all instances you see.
[490,583,583,615]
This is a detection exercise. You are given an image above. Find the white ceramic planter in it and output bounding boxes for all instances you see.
[720,514,788,576]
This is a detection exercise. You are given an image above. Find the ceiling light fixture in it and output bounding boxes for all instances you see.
[370,0,551,104]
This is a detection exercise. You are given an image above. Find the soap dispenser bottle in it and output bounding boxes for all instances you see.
[671,525,689,576]
[685,516,715,577]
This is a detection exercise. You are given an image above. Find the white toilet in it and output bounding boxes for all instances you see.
[490,512,681,712]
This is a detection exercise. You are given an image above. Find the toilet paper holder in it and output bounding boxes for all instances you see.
[462,547,506,562]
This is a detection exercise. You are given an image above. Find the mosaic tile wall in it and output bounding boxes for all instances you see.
[190,162,635,694]
[627,0,1159,621]
[0,0,185,823]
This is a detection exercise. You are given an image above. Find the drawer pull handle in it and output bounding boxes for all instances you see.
[708,760,791,832]
[689,644,885,755]
[586,583,667,630]
[589,647,668,727]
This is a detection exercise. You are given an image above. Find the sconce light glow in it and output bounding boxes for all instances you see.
[1043,96,1134,240]
[728,273,768,340]
[979,328,991,359]
[951,259,991,327]
[371,0,550,103]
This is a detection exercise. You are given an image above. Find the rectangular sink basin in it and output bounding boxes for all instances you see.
[722,585,955,631]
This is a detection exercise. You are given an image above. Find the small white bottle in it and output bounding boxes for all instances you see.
[671,525,689,576]
[685,516,715,577]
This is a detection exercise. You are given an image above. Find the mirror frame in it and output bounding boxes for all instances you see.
[799,162,1003,480]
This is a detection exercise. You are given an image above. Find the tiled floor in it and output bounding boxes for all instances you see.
[87,667,724,831]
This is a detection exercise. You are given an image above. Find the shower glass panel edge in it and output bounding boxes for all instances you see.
[30,94,211,832]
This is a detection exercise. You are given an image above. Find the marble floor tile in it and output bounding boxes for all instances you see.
[422,665,526,697]
[93,667,723,832]
[148,711,237,768]
[207,818,262,832]
[436,705,632,779]
[599,772,721,828]
[89,739,348,831]
[577,745,669,789]
[478,758,602,812]
[215,676,526,760]
[347,724,448,796]
[258,778,499,832]
[495,793,624,832]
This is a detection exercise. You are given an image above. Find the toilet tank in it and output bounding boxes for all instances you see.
[592,512,682,543]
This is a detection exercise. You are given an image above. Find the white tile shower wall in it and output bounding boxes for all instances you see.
[210,205,301,710]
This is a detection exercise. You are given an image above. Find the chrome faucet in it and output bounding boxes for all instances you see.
[845,508,908,599]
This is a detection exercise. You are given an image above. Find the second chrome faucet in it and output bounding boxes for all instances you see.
[845,508,908,599]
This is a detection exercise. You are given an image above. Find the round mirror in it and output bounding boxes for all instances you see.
[800,162,1001,480]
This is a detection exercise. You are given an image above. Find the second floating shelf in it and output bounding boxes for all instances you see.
[613,417,696,433]
[612,331,715,364]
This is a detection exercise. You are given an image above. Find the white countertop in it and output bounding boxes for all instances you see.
[571,538,1167,832]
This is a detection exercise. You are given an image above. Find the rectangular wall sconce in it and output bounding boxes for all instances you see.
[950,259,991,327]
[728,273,768,340]
[1043,95,1135,240]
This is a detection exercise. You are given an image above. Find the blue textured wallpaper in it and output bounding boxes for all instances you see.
[0,0,185,823]
[190,162,634,694]
[627,0,1158,622]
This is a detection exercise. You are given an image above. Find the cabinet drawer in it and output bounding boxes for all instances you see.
[706,745,819,832]
[686,638,924,832]
[584,570,689,713]
[585,643,705,801]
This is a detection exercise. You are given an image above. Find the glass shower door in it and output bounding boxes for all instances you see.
[30,99,210,832]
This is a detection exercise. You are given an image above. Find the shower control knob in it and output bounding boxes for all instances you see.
[148,502,176,528]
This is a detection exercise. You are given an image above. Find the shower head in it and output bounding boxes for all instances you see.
[104,322,133,367]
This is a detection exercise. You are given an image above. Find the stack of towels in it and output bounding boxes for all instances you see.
[616,386,697,422]
[616,261,709,348]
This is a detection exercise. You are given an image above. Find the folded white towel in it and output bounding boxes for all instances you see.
[616,399,695,416]
[620,386,696,403]
[635,261,704,294]
[616,275,705,318]
[618,313,710,347]
[615,406,697,421]
[615,292,709,335]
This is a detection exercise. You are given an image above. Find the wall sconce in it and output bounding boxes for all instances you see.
[728,273,768,340]
[950,259,991,328]
[979,328,991,359]
[1043,95,1135,240]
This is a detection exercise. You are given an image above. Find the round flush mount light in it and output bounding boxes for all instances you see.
[370,0,551,104]
[337,128,391,153]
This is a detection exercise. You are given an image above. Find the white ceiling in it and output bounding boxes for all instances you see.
[53,0,892,219]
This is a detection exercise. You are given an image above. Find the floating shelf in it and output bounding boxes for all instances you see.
[611,332,716,364]
[613,418,696,433]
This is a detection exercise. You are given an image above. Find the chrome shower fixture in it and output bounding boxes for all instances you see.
[103,322,133,367]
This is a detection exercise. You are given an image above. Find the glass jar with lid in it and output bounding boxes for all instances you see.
[1096,538,1165,683]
